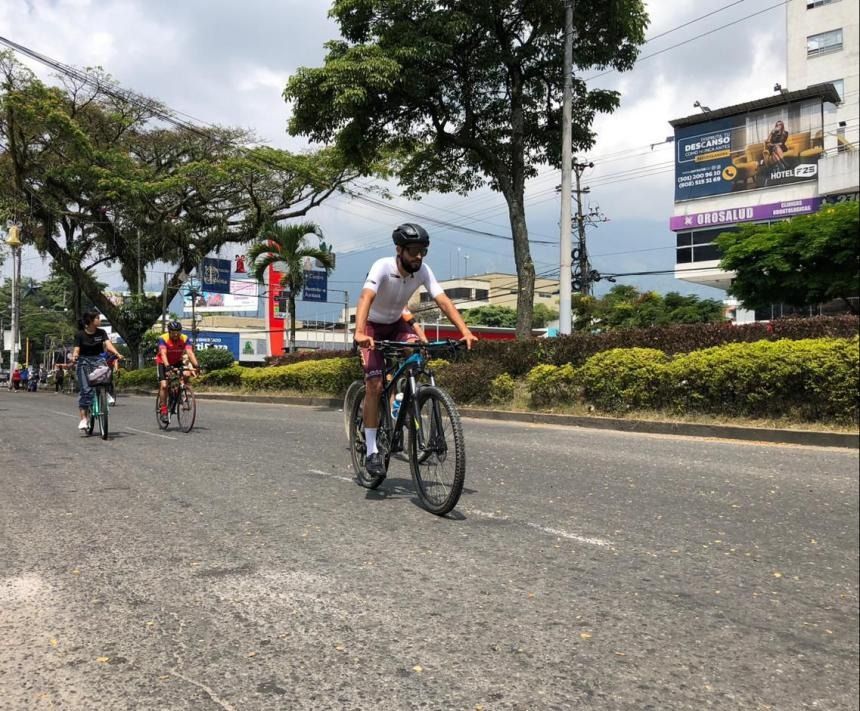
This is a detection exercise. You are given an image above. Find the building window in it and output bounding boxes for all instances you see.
[828,78,845,101]
[474,289,489,301]
[445,287,472,300]
[807,29,843,57]
[807,0,840,8]
[419,292,433,303]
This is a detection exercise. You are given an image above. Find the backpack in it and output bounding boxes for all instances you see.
[88,363,113,385]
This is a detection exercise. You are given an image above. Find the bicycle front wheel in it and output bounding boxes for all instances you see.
[408,386,466,516]
[97,388,109,440]
[343,379,364,440]
[176,385,196,433]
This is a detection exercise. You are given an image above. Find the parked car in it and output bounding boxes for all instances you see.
[0,369,9,383]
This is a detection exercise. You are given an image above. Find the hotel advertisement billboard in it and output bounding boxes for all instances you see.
[674,99,824,201]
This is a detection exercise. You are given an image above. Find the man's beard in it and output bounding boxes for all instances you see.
[398,254,421,274]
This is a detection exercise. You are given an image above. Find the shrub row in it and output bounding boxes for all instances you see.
[518,337,859,423]
[265,349,353,367]
[478,316,860,375]
[197,357,362,394]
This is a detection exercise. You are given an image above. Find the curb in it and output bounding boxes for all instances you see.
[125,388,859,449]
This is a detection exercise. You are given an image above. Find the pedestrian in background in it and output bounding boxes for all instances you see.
[54,363,65,394]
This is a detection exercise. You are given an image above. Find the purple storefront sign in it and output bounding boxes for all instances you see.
[670,197,822,231]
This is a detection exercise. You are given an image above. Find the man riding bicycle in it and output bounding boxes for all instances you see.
[156,321,200,424]
[354,223,478,477]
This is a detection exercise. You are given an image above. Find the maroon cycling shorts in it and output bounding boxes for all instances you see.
[360,318,418,379]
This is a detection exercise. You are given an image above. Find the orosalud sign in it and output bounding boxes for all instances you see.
[670,197,822,231]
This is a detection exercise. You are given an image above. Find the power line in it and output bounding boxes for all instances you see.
[584,0,790,83]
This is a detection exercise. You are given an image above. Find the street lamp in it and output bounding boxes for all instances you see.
[5,225,22,390]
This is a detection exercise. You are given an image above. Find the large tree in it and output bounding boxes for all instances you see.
[716,202,860,314]
[285,0,648,338]
[0,52,360,363]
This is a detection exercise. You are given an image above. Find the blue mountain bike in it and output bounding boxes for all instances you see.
[349,340,466,516]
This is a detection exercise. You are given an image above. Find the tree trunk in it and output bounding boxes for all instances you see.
[506,65,535,340]
[505,194,535,339]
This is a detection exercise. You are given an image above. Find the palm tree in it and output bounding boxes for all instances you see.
[247,221,334,353]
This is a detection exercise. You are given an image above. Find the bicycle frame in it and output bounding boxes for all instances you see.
[375,341,454,454]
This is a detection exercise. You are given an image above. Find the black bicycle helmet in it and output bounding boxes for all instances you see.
[392,223,430,247]
[167,320,183,332]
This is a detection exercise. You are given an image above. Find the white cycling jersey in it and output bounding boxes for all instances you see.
[362,257,444,324]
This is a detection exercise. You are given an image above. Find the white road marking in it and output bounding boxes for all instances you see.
[308,468,356,484]
[304,473,614,547]
[48,410,76,418]
[124,426,177,441]
[466,508,613,547]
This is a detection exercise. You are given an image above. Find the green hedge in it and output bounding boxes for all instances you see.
[197,357,362,394]
[667,337,859,422]
[468,315,859,375]
[116,367,157,388]
[519,337,858,422]
[578,348,669,412]
[197,348,236,372]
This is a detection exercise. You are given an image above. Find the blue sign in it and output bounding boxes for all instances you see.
[201,258,231,294]
[194,331,240,359]
[302,270,327,303]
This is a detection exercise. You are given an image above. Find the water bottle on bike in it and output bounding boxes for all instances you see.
[391,392,404,420]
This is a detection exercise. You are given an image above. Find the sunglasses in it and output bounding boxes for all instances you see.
[403,245,428,258]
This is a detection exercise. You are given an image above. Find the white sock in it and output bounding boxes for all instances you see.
[365,427,377,455]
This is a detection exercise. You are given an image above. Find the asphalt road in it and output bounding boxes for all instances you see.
[1,389,857,710]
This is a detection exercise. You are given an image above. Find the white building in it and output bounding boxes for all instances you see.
[667,2,857,321]
[787,0,859,151]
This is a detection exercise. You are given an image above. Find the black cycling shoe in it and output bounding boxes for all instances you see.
[365,452,386,478]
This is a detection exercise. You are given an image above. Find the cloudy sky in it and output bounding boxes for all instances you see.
[2,0,789,318]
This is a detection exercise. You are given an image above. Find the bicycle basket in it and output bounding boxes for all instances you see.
[87,364,112,385]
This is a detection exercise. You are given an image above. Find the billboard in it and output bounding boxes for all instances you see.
[194,331,240,359]
[674,99,824,201]
[201,258,231,294]
[183,279,259,314]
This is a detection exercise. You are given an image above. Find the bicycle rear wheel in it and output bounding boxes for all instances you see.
[408,386,466,516]
[176,385,196,433]
[97,388,109,440]
[343,379,364,440]
[349,384,388,489]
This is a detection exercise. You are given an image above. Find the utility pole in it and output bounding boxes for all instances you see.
[572,160,593,295]
[558,0,574,335]
[5,225,22,390]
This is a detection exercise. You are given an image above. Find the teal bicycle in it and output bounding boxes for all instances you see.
[86,379,111,440]
[349,340,466,516]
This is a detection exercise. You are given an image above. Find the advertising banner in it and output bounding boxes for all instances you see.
[183,279,259,314]
[302,270,328,303]
[674,99,824,200]
[670,197,822,231]
[201,258,231,294]
[194,331,240,359]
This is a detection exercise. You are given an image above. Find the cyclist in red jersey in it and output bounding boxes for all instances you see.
[156,321,200,423]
